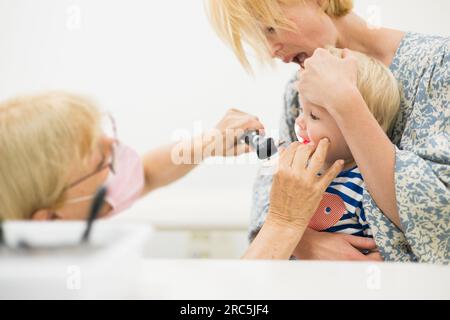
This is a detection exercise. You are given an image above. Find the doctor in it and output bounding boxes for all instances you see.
[0,92,343,259]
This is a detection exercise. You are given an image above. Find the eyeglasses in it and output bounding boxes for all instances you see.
[65,113,118,204]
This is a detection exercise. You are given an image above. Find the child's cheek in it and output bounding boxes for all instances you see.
[307,129,337,161]
[307,127,325,146]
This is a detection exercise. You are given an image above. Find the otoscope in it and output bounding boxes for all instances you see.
[240,131,283,160]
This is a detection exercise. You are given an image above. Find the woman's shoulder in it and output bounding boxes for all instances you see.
[391,32,449,75]
[401,32,449,46]
[390,32,449,115]
[390,32,449,155]
[396,32,449,55]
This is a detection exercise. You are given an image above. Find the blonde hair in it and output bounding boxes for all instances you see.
[0,91,102,220]
[328,47,400,133]
[206,0,353,70]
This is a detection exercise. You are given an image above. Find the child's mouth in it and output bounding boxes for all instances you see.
[294,124,311,144]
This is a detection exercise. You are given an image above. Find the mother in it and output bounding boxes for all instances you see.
[207,0,449,263]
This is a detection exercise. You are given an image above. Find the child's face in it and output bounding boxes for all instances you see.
[295,94,354,168]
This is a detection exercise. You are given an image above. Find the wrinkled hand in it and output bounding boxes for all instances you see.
[207,108,264,157]
[293,228,383,261]
[296,48,359,115]
[267,139,344,230]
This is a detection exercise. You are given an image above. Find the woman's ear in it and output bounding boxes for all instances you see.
[99,134,115,146]
[99,134,115,158]
[31,209,59,221]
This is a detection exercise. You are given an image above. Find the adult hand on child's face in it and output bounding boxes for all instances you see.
[267,139,344,231]
[295,48,359,116]
[293,228,383,261]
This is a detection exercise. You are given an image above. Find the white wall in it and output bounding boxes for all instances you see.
[0,0,449,228]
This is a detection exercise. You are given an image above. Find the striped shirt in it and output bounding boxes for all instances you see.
[313,166,372,238]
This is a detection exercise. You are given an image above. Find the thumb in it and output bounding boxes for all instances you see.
[319,159,344,191]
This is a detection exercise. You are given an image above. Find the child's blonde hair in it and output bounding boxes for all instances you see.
[0,91,102,220]
[327,47,400,133]
[206,0,353,70]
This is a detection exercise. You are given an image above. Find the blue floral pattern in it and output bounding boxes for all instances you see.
[250,32,450,264]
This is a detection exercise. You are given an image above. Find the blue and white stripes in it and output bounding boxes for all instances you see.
[324,167,372,237]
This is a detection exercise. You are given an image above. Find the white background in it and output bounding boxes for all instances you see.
[0,0,449,230]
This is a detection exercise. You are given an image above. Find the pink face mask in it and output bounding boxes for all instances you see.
[104,143,145,216]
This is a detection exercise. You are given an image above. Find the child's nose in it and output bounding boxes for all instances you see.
[296,116,306,130]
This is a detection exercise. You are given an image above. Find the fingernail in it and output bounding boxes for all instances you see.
[322,138,330,143]
[339,160,345,165]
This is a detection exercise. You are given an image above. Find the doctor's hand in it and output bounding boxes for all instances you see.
[266,139,344,231]
[243,140,343,260]
[205,108,264,157]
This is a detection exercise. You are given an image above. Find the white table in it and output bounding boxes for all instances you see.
[135,259,450,299]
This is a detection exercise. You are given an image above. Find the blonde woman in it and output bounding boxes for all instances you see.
[208,0,449,264]
[0,92,343,259]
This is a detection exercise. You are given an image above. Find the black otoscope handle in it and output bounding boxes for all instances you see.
[241,131,278,160]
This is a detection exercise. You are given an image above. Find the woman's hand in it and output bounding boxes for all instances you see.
[293,228,383,261]
[205,108,265,157]
[243,139,344,260]
[144,108,263,194]
[296,48,360,117]
[266,139,344,231]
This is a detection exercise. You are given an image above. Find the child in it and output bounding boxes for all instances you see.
[295,47,400,238]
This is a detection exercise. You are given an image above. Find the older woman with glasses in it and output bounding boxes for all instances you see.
[0,91,343,259]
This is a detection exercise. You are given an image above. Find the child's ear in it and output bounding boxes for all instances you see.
[31,209,59,221]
